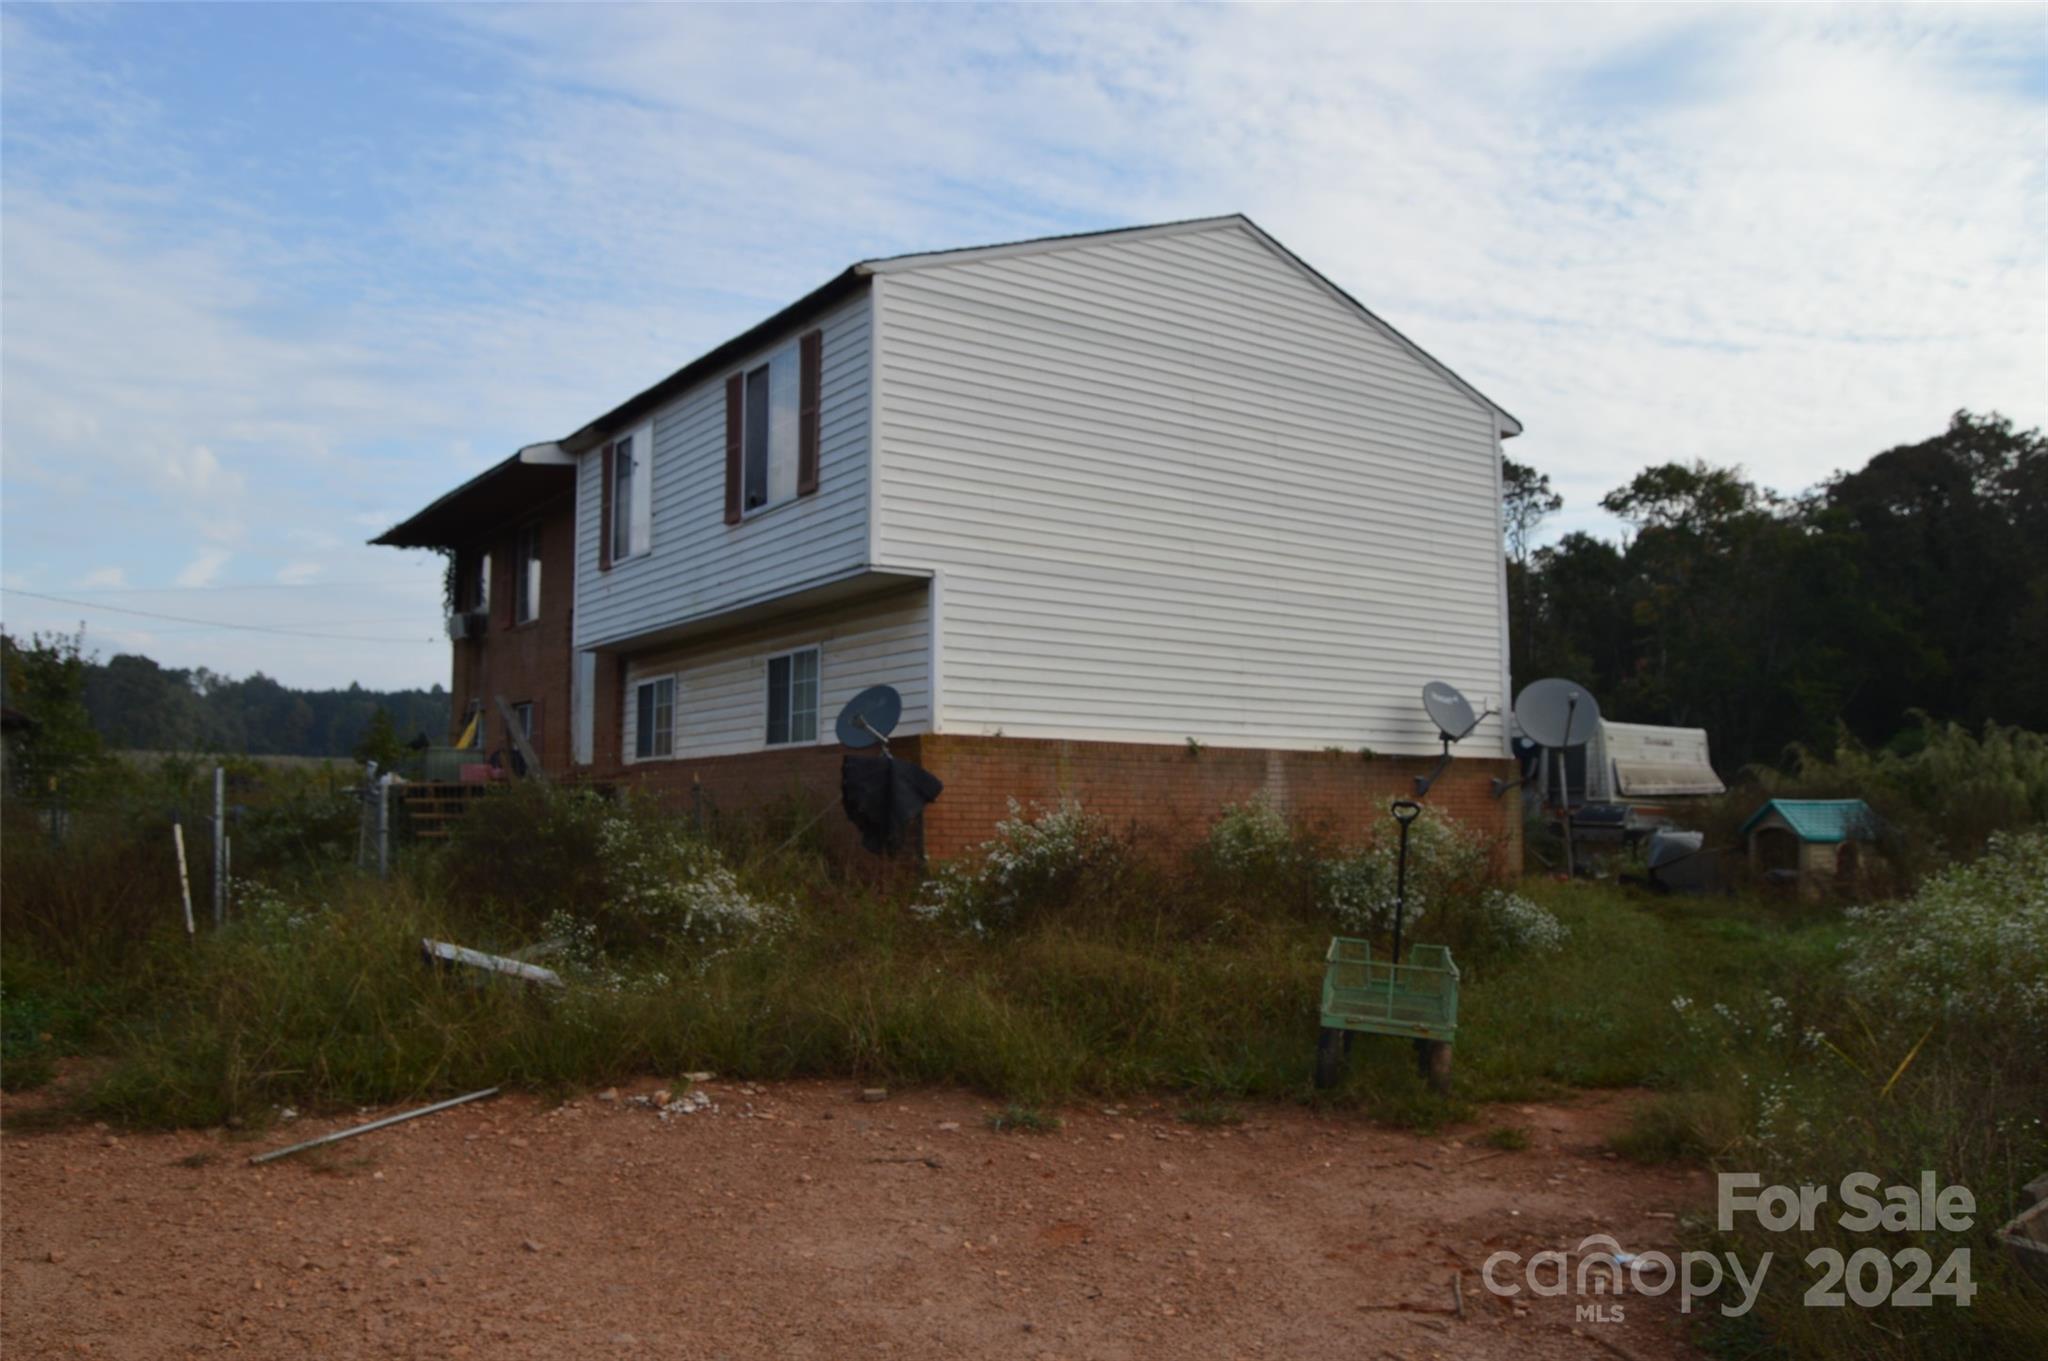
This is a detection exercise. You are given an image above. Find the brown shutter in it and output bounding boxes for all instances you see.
[724,372,745,525]
[598,442,615,572]
[797,328,823,497]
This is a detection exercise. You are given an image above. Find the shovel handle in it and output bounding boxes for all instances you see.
[1391,798,1423,825]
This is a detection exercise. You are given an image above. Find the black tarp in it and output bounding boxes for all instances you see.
[840,755,943,854]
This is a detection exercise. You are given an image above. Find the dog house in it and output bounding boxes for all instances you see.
[1740,799,1877,899]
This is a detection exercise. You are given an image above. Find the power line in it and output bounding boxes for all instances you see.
[50,580,435,595]
[0,587,441,645]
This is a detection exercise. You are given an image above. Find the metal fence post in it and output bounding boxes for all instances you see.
[212,765,226,927]
[377,775,391,879]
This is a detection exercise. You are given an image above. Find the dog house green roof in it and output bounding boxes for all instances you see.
[1738,798,1877,844]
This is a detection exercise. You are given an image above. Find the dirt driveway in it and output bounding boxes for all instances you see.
[3,1080,1709,1359]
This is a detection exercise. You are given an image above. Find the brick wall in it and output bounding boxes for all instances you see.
[450,493,578,773]
[597,736,925,858]
[915,735,1521,872]
[597,732,1518,873]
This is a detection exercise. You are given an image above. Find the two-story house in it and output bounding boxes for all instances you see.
[378,216,1524,860]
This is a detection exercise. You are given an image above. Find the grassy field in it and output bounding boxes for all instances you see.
[2,782,2043,1359]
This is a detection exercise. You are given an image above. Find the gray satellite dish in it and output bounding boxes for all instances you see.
[1512,678,1603,876]
[1422,682,1482,742]
[1513,679,1601,749]
[1413,681,1494,797]
[835,684,903,751]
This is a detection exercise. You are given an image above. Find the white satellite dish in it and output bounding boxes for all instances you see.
[1511,678,1603,875]
[1413,681,1495,797]
[1513,679,1601,749]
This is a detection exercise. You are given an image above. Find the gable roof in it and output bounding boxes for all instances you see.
[1738,799,1878,844]
[552,214,1520,458]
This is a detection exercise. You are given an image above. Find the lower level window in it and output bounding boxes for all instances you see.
[511,701,534,741]
[765,647,819,745]
[634,677,675,759]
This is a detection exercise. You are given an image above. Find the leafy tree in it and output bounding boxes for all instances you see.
[1502,456,1563,564]
[1504,412,2045,771]
[1,631,112,799]
[350,708,407,772]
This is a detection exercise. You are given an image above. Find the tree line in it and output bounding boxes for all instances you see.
[1506,410,2046,771]
[1,632,449,763]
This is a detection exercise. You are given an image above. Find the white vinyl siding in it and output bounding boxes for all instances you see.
[576,294,871,650]
[872,222,1509,758]
[620,588,929,761]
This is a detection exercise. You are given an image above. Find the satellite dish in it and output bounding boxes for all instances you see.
[1422,682,1481,742]
[1513,679,1601,750]
[1412,682,1494,797]
[1513,678,1603,878]
[834,684,903,750]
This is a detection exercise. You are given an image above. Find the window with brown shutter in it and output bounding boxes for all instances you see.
[724,373,744,525]
[797,328,822,496]
[599,442,615,572]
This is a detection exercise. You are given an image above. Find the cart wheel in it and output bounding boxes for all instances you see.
[1315,1027,1350,1090]
[1415,1039,1453,1094]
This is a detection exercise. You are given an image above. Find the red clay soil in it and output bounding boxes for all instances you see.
[3,1080,1711,1360]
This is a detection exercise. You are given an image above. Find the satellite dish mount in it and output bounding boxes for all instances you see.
[1413,682,1494,798]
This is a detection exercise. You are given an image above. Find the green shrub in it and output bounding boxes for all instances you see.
[1317,806,1492,939]
[436,784,785,963]
[1203,796,1302,883]
[1839,828,2048,1053]
[913,800,1129,934]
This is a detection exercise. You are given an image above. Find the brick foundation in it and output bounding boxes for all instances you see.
[600,733,1520,873]
[915,736,1520,872]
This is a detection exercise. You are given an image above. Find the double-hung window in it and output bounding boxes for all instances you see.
[633,677,675,760]
[740,344,800,515]
[610,426,653,561]
[512,523,541,624]
[764,647,819,746]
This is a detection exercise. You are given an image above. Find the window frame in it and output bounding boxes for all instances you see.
[740,343,800,519]
[631,675,677,762]
[609,424,655,562]
[511,701,534,741]
[512,522,542,625]
[763,645,821,747]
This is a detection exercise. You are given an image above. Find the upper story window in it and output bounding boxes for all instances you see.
[609,426,654,563]
[513,523,541,624]
[764,646,819,746]
[633,676,675,760]
[741,343,801,516]
[458,549,490,613]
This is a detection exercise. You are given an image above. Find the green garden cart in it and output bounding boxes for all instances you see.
[1313,799,1460,1092]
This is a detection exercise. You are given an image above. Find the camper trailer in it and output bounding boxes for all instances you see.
[1517,719,1725,838]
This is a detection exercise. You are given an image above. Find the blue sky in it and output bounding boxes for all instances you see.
[3,3,2044,689]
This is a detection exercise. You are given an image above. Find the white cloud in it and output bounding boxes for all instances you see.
[75,565,127,589]
[172,549,230,589]
[1,4,2041,687]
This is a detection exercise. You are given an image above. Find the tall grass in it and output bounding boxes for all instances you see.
[4,783,2042,1359]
